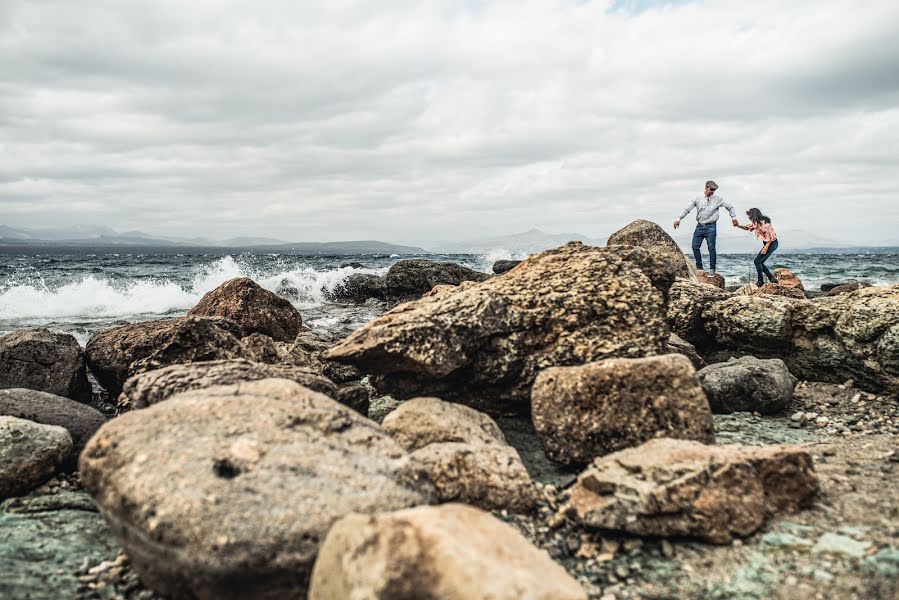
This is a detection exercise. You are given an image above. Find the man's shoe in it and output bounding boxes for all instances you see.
[708,269,716,277]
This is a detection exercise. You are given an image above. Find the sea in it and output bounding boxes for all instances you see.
[1,246,897,347]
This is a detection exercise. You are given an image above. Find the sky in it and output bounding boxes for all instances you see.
[1,0,898,246]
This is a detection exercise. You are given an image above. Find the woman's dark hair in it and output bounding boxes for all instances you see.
[746,208,771,224]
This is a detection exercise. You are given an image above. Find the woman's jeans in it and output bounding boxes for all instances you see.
[691,223,717,271]
[754,238,779,284]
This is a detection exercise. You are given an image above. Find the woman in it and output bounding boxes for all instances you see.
[739,208,778,286]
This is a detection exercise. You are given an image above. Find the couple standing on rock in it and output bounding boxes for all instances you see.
[673,180,779,287]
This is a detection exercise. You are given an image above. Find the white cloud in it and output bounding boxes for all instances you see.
[0,0,897,244]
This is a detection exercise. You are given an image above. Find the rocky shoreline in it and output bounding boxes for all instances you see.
[1,221,897,599]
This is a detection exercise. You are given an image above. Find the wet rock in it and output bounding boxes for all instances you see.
[608,219,694,279]
[696,270,725,289]
[773,268,805,293]
[80,379,436,599]
[0,328,91,402]
[531,354,715,466]
[188,277,302,342]
[85,316,246,396]
[564,438,818,543]
[0,388,105,461]
[339,261,365,269]
[705,285,899,392]
[667,279,732,348]
[827,281,873,296]
[331,260,491,303]
[0,491,121,599]
[384,398,535,512]
[698,356,797,414]
[667,333,706,369]
[0,416,72,499]
[119,358,339,409]
[754,282,806,299]
[308,503,587,600]
[326,242,677,413]
[492,259,522,274]
[275,279,301,301]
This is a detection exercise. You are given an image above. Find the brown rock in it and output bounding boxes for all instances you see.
[188,277,302,342]
[1,416,73,499]
[238,332,289,364]
[773,268,805,292]
[564,438,818,543]
[325,242,676,413]
[608,219,694,279]
[0,388,105,462]
[667,279,732,348]
[382,397,507,452]
[0,328,91,402]
[754,282,806,299]
[827,281,872,296]
[531,354,714,466]
[79,379,436,600]
[85,316,245,396]
[696,270,725,289]
[119,359,339,409]
[308,503,587,600]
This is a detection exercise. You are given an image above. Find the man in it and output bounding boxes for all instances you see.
[673,180,738,276]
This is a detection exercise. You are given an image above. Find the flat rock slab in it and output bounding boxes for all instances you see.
[79,378,436,600]
[382,396,508,451]
[326,242,676,413]
[309,503,587,600]
[531,354,715,466]
[0,492,121,599]
[0,416,72,499]
[0,328,91,402]
[698,356,797,414]
[564,438,818,543]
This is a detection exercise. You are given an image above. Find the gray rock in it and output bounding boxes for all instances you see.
[667,333,706,369]
[330,259,491,303]
[0,492,121,599]
[492,260,522,275]
[0,388,106,463]
[0,328,91,402]
[0,416,73,499]
[80,379,436,600]
[698,356,797,414]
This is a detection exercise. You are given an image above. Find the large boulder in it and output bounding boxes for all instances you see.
[531,354,715,466]
[667,279,732,348]
[384,398,536,512]
[188,277,302,342]
[119,359,339,409]
[79,379,436,599]
[773,268,805,293]
[755,282,806,300]
[0,329,91,402]
[85,316,245,396]
[308,503,587,600]
[325,242,677,413]
[696,270,725,289]
[0,416,72,499]
[705,285,899,392]
[0,388,105,460]
[331,260,491,303]
[608,219,693,278]
[564,438,818,544]
[698,356,797,414]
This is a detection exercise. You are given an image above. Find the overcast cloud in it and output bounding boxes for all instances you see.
[1,0,898,245]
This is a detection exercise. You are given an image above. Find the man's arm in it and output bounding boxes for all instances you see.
[673,199,696,229]
[721,198,739,226]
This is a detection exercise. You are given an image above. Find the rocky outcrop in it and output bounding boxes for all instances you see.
[79,379,435,599]
[704,285,899,392]
[308,503,587,600]
[1,416,72,499]
[698,356,797,414]
[188,277,302,342]
[667,279,732,348]
[608,219,693,279]
[0,329,91,402]
[326,243,677,413]
[383,398,536,512]
[492,259,521,275]
[84,316,245,396]
[755,282,806,299]
[531,355,715,466]
[667,333,706,369]
[827,281,872,296]
[773,268,805,293]
[118,359,339,409]
[564,438,818,544]
[331,260,491,303]
[0,388,105,461]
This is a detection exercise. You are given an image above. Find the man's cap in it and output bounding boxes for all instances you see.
[705,180,718,191]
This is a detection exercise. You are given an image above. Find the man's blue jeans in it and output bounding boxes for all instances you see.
[692,223,717,271]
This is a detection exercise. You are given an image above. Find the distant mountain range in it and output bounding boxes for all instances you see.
[427,228,604,254]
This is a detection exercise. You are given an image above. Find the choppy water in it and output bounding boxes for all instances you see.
[0,246,896,346]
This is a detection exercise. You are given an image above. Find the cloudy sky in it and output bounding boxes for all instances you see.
[2,0,898,246]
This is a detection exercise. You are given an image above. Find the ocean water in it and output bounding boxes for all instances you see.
[1,246,896,346]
